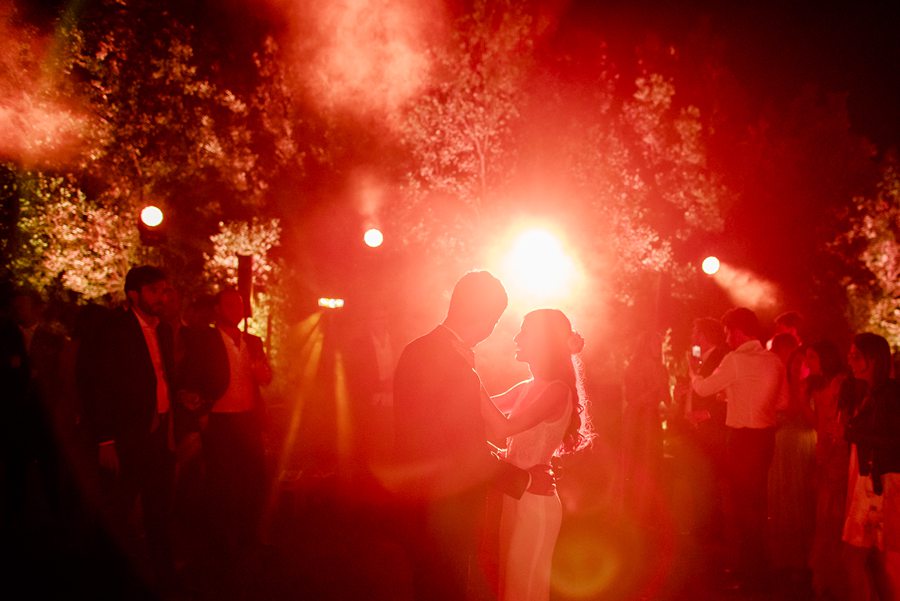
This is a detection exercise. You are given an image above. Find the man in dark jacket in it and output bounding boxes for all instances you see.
[178,288,271,567]
[83,265,177,590]
[393,271,553,601]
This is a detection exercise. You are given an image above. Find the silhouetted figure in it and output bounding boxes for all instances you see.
[82,266,178,593]
[392,271,554,601]
[691,307,789,592]
[769,310,804,350]
[768,336,816,580]
[179,288,271,581]
[0,292,31,546]
[621,331,669,525]
[842,333,900,601]
[684,317,729,541]
[481,309,592,601]
[1,291,68,548]
[806,340,852,600]
[347,305,397,468]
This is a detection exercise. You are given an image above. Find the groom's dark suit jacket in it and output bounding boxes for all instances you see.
[393,326,528,559]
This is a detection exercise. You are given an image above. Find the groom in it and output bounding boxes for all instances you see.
[393,270,553,601]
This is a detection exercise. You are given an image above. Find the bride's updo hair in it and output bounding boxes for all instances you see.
[522,309,594,454]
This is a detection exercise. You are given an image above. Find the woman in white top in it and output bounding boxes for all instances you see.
[481,309,593,601]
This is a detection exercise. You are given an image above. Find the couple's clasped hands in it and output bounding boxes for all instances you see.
[488,441,556,495]
[526,464,556,495]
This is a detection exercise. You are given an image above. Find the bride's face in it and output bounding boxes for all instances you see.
[514,318,541,364]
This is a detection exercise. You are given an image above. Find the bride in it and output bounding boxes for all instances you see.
[481,309,592,601]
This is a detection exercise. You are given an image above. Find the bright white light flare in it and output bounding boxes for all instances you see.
[318,297,345,309]
[500,228,576,303]
[140,205,164,228]
[701,256,720,275]
[364,228,384,248]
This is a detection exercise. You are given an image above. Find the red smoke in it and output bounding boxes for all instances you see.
[0,1,88,166]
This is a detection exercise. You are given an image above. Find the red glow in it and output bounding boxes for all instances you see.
[0,3,88,164]
[497,227,577,304]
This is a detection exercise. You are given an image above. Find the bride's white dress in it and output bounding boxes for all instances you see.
[500,379,573,601]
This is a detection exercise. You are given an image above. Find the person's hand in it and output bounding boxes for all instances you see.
[686,351,700,377]
[178,390,202,412]
[487,441,507,460]
[98,443,120,476]
[526,464,556,495]
[686,409,711,426]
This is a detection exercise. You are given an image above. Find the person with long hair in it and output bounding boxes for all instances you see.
[806,340,852,599]
[842,333,900,601]
[481,309,593,601]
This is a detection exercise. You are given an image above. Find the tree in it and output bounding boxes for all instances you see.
[9,171,139,299]
[833,157,900,346]
[385,2,730,309]
[563,71,727,305]
[390,0,533,258]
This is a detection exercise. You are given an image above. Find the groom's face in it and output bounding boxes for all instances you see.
[467,313,502,347]
[459,311,503,346]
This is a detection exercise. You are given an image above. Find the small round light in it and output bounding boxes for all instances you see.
[364,228,384,248]
[701,256,720,276]
[141,205,164,228]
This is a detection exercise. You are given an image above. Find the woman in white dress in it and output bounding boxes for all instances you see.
[481,309,593,601]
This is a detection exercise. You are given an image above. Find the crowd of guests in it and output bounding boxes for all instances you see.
[1,266,272,598]
[4,263,900,601]
[630,308,900,600]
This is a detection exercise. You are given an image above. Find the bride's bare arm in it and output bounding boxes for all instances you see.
[490,381,528,413]
[481,381,569,440]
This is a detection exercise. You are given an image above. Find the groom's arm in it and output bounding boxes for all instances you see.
[492,461,555,499]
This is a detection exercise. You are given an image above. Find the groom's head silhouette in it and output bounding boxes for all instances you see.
[443,270,508,348]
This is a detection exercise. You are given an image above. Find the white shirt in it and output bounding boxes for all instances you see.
[132,308,170,415]
[691,339,788,429]
[212,328,256,413]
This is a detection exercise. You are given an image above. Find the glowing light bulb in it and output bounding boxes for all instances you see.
[702,256,720,276]
[141,205,164,228]
[364,228,384,248]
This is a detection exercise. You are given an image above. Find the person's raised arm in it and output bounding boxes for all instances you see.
[490,380,529,413]
[691,352,735,398]
[482,381,569,441]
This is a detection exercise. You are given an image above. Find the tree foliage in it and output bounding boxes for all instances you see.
[9,171,139,298]
[566,72,727,303]
[833,158,900,345]
[391,0,532,257]
[389,4,728,304]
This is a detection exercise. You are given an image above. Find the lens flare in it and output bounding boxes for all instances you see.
[701,256,720,275]
[140,205,164,228]
[499,228,577,303]
[364,228,384,248]
[318,297,345,309]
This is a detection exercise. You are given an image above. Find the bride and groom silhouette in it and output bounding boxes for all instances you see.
[393,270,590,601]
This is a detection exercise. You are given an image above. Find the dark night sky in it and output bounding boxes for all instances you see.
[563,0,900,149]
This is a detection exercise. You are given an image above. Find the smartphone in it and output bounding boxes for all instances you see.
[691,345,701,359]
